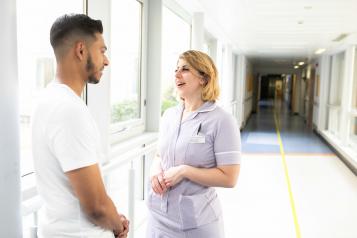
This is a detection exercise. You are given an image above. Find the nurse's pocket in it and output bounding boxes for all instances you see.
[178,189,222,230]
[147,189,162,212]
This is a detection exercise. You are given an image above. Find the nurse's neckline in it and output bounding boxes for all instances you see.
[183,101,207,112]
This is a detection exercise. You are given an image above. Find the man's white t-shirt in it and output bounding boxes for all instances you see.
[32,81,114,238]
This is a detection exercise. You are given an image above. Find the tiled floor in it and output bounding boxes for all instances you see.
[224,100,357,238]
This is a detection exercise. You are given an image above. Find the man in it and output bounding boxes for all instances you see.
[32,14,129,238]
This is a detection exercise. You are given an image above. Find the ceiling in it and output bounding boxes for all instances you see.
[177,0,357,68]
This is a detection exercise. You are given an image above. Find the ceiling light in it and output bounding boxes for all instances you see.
[332,33,349,42]
[298,62,305,66]
[315,48,326,54]
[294,66,299,69]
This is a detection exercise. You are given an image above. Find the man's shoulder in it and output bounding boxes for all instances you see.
[40,84,86,114]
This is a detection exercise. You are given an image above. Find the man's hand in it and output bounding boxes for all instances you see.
[114,214,129,238]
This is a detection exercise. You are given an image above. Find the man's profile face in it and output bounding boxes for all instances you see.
[86,33,109,84]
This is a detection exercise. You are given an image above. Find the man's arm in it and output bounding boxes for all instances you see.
[66,164,126,236]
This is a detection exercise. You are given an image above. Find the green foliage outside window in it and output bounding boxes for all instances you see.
[111,86,179,123]
[111,99,139,123]
[161,86,178,115]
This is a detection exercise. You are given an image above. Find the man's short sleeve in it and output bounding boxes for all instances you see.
[47,103,98,172]
[214,113,241,165]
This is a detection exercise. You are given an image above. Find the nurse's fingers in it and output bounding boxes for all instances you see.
[151,175,164,194]
[157,174,168,191]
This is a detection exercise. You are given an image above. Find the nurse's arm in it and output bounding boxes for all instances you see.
[66,164,126,236]
[181,164,240,188]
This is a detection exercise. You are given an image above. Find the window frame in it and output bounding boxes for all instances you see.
[109,0,145,144]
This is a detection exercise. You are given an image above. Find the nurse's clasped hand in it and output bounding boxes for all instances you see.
[151,171,168,195]
[162,165,187,188]
[150,165,188,195]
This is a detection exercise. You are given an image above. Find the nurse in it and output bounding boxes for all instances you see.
[146,50,241,238]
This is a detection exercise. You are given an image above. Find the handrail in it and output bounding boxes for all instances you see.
[350,109,357,116]
[244,95,253,102]
[102,142,157,174]
[327,103,341,109]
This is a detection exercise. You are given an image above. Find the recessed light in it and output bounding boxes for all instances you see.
[298,62,305,66]
[294,66,299,69]
[315,48,326,54]
[332,33,348,42]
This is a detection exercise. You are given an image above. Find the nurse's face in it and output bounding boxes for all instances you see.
[175,59,205,100]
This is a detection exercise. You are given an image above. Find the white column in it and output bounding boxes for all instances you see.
[209,39,218,65]
[0,0,22,237]
[145,0,162,132]
[317,55,331,132]
[222,45,234,107]
[236,55,246,128]
[192,12,204,51]
[87,0,111,162]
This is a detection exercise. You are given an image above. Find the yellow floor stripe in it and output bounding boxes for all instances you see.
[274,113,302,238]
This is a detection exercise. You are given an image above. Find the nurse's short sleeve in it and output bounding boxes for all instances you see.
[47,102,98,172]
[214,113,241,165]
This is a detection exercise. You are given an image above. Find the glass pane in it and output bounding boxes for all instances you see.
[17,0,83,177]
[329,52,345,106]
[161,7,191,114]
[110,0,142,123]
[328,107,340,136]
[353,48,357,109]
[106,158,146,232]
[350,117,357,145]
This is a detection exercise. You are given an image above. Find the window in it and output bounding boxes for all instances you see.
[17,0,84,177]
[110,0,142,128]
[161,6,191,114]
[349,48,357,145]
[327,52,345,136]
[353,48,357,110]
[17,0,84,235]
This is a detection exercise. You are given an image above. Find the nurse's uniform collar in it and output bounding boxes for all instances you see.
[196,101,216,113]
[179,101,216,113]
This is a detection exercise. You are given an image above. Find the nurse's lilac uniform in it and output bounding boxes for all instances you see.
[147,101,241,238]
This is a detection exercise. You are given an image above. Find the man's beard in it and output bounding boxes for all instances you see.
[86,54,99,84]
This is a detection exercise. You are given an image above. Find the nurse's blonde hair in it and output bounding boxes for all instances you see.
[179,50,220,101]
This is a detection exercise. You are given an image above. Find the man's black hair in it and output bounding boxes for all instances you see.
[50,14,103,52]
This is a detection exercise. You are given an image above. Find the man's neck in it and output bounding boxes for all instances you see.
[56,65,85,97]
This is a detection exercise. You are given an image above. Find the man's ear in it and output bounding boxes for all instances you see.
[75,41,86,61]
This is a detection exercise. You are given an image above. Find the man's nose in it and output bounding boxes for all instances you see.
[104,55,110,66]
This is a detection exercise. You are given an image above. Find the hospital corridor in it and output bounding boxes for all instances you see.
[1,0,357,237]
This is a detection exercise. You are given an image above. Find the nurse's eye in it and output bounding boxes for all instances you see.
[175,67,190,74]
